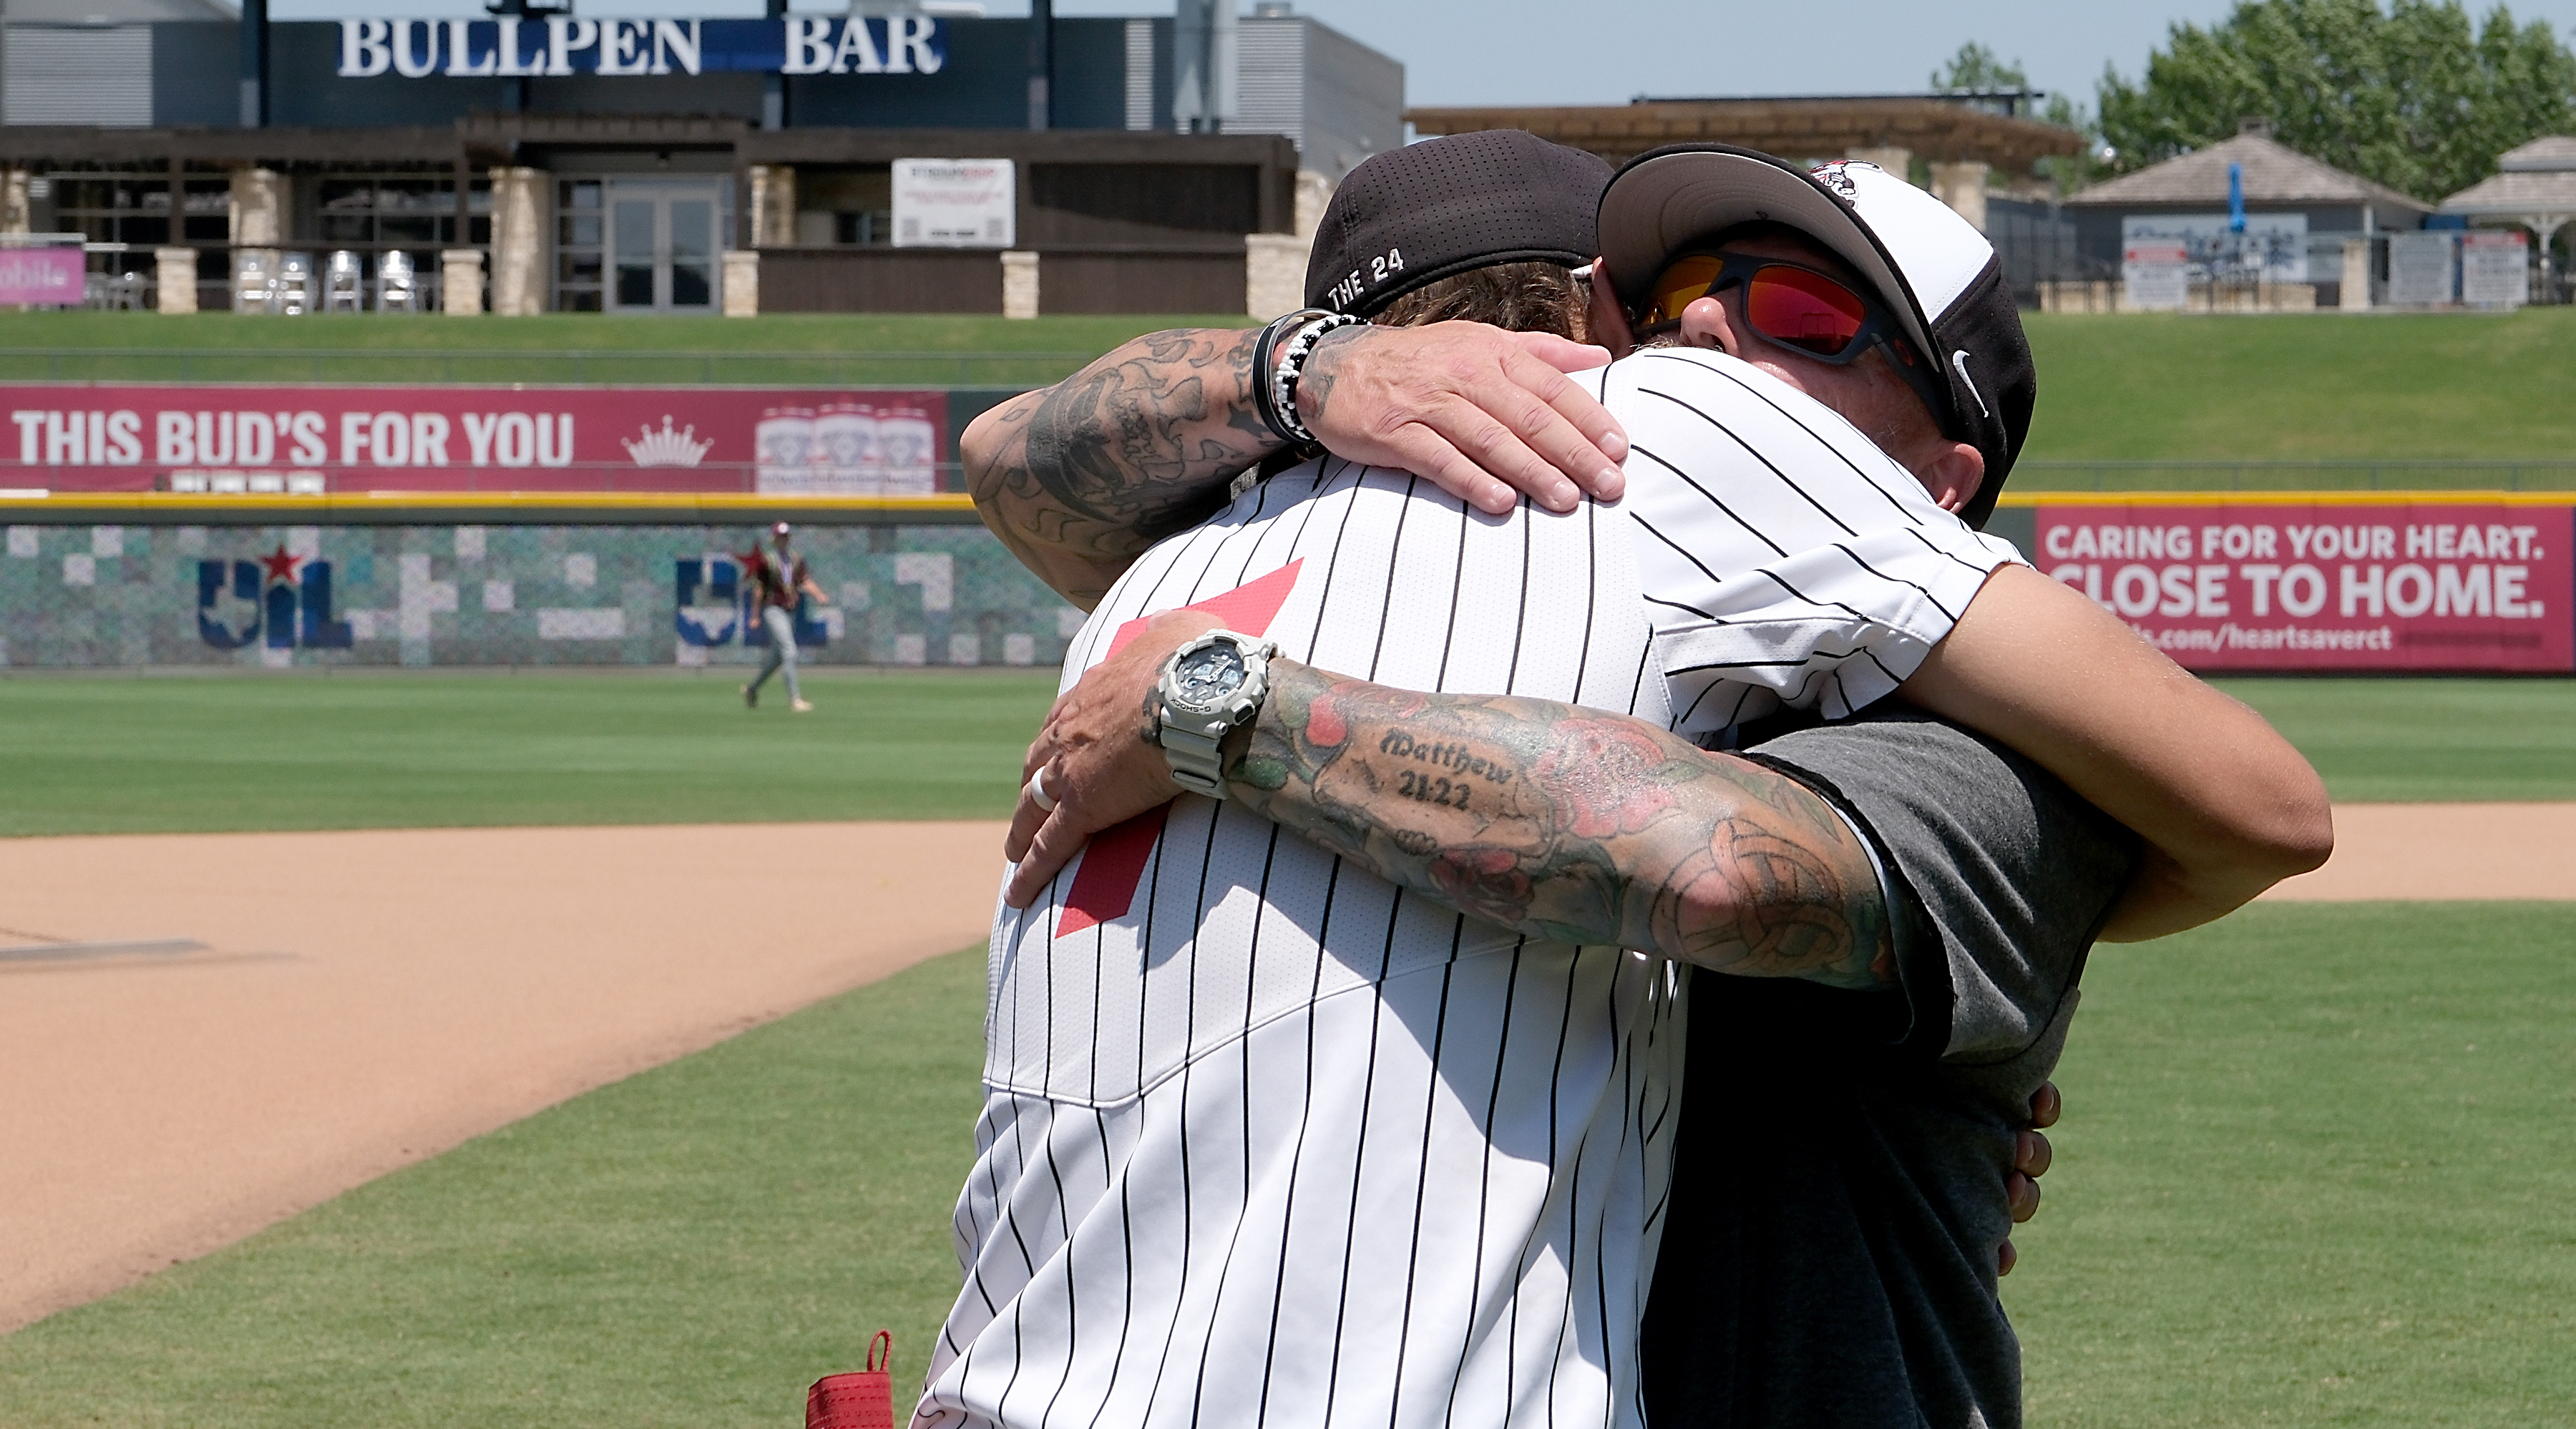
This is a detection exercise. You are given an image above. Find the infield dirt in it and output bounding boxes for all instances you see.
[3,803,2567,1337]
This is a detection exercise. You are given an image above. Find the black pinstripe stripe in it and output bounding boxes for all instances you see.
[1253,854,1344,1426]
[1362,475,1421,681]
[1445,937,1528,1426]
[1385,925,1464,1425]
[1634,350,1931,527]
[1631,386,1868,540]
[1135,800,1231,1421]
[1319,887,1407,1429]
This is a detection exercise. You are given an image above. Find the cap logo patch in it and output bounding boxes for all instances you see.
[1810,162,1863,202]
[1950,350,1991,419]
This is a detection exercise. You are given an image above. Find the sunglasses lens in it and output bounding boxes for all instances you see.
[1644,255,1726,326]
[1745,266,1868,357]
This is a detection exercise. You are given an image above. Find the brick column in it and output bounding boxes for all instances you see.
[722,250,759,316]
[487,167,547,316]
[1001,250,1039,318]
[441,248,485,315]
[229,167,286,313]
[1927,161,1991,233]
[1245,233,1306,319]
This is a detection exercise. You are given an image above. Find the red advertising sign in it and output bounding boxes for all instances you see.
[0,384,947,494]
[2035,502,2572,673]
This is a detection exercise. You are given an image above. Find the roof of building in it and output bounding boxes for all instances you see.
[1403,96,2084,172]
[2065,131,2433,213]
[2439,166,2576,218]
[2499,135,2576,172]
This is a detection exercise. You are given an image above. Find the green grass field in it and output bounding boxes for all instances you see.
[2,908,2566,1428]
[0,311,1254,387]
[4,306,2576,474]
[0,670,1059,835]
[3,673,2571,1425]
[2,672,2564,838]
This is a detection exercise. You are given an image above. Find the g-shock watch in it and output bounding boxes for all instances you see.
[1152,629,1277,796]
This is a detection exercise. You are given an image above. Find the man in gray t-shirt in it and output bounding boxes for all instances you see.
[1645,708,2136,1429]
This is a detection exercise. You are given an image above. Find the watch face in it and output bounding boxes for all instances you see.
[1172,643,1247,709]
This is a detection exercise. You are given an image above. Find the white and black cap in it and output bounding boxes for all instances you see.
[1598,144,2035,527]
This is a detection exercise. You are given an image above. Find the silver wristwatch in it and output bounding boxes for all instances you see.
[1152,629,1277,797]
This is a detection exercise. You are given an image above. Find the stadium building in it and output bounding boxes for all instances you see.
[0,0,1400,315]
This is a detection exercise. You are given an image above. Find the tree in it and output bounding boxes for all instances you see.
[2097,0,2576,200]
[1931,42,2029,93]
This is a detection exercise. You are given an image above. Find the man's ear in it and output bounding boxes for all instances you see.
[1918,442,1986,514]
[1586,258,1636,359]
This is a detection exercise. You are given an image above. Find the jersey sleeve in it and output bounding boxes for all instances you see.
[1599,349,2026,735]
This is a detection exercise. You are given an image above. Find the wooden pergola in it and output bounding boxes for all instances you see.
[1405,97,2085,173]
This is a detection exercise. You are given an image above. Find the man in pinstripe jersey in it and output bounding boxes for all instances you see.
[938,136,2327,1429]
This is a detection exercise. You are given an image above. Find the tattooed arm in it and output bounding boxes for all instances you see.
[1232,662,1896,987]
[965,323,1631,608]
[1003,610,1890,986]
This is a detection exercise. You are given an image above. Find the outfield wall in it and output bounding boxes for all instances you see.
[5,494,2570,674]
[0,504,1080,670]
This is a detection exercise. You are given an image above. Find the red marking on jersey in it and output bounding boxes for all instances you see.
[1057,560,1304,938]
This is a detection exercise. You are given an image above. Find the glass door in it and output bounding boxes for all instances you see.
[606,181,721,313]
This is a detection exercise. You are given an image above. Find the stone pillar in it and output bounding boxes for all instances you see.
[230,167,286,315]
[1,171,31,235]
[2340,238,2372,311]
[749,165,796,248]
[1293,168,1333,243]
[155,247,198,313]
[1001,250,1039,318]
[1246,233,1306,319]
[440,248,486,315]
[722,249,759,316]
[1927,161,1991,233]
[486,167,547,316]
[1845,146,1913,181]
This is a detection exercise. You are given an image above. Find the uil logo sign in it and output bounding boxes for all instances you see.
[673,555,826,648]
[197,545,353,650]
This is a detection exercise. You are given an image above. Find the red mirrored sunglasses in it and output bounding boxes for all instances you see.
[1636,251,1951,420]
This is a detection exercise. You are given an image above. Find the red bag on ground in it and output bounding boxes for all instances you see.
[806,1330,896,1429]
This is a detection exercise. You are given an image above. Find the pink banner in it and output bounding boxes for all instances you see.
[0,248,84,307]
[2036,502,2572,672]
[0,384,948,494]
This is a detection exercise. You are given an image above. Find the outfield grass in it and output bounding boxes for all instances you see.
[0,943,991,1429]
[0,673,2562,837]
[0,311,1254,387]
[2018,308,2576,466]
[1,906,2566,1427]
[0,670,1057,836]
[2212,677,2576,803]
[2011,903,2576,1427]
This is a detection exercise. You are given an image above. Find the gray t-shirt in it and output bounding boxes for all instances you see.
[1641,706,2138,1429]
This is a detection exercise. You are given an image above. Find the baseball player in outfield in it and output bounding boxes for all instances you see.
[743,521,829,713]
[926,136,2327,1429]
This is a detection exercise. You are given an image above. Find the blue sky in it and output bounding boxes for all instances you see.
[273,0,2576,112]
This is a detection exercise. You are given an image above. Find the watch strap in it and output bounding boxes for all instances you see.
[1159,724,1229,797]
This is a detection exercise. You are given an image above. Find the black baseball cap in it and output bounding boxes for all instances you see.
[1597,144,2035,527]
[1306,130,1613,318]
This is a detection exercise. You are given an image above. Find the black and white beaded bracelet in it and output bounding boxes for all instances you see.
[1255,308,1363,447]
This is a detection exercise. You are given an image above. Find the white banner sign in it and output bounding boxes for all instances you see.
[2122,240,2189,311]
[2386,231,2457,306]
[892,159,1015,249]
[2460,230,2529,309]
[2121,213,2311,283]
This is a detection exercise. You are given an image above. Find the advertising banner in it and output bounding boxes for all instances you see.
[892,159,1015,248]
[0,248,85,308]
[2385,231,2457,306]
[2120,213,2311,283]
[2121,240,2189,311]
[0,384,947,495]
[2036,502,2572,673]
[2461,230,2529,309]
[0,522,1079,670]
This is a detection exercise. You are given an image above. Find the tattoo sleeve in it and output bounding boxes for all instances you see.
[967,327,1283,608]
[1224,660,1896,989]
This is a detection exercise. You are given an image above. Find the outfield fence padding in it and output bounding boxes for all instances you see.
[0,515,1081,671]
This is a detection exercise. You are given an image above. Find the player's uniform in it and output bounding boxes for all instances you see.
[917,348,2026,1429]
[744,544,810,706]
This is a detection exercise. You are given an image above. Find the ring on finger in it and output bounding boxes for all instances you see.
[1025,768,1058,813]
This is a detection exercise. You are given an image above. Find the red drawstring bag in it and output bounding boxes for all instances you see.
[806,1330,896,1429]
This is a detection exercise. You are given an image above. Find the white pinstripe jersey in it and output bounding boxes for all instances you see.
[918,348,2026,1429]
